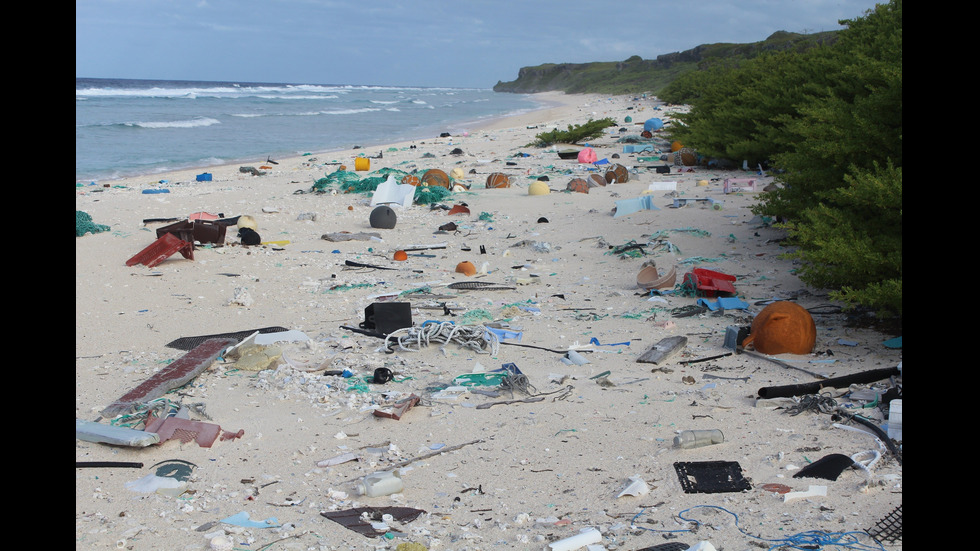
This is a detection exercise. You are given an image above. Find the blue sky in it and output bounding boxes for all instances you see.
[76,0,884,89]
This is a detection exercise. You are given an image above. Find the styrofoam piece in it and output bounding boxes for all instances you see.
[689,542,718,551]
[646,181,677,192]
[549,527,602,551]
[254,329,310,345]
[784,485,827,502]
[616,475,649,498]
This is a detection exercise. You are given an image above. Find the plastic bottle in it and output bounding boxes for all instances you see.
[356,470,403,497]
[674,429,725,449]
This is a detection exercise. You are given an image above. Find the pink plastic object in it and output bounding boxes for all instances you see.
[577,148,597,163]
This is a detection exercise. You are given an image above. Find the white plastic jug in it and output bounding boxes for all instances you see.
[356,470,403,497]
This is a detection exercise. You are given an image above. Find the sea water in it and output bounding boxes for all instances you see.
[75,78,545,183]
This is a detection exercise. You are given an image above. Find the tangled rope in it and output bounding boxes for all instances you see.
[786,392,838,416]
[631,505,887,551]
[385,322,499,355]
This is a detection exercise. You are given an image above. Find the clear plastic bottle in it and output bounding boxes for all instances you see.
[673,429,725,449]
[356,470,403,497]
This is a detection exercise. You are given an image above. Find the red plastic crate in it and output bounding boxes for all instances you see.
[125,233,194,267]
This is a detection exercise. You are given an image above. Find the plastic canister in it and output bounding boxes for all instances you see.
[356,470,403,497]
[887,399,902,441]
[674,429,725,449]
[354,157,370,171]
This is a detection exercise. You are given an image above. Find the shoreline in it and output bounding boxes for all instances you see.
[76,91,586,187]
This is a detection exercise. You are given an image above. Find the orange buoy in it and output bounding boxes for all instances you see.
[671,141,684,152]
[421,169,450,188]
[455,261,476,276]
[604,163,629,184]
[486,173,510,189]
[393,250,408,261]
[741,301,816,355]
[566,178,590,194]
[401,174,421,187]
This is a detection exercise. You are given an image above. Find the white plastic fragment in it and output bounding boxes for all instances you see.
[616,475,649,498]
[783,485,828,502]
[688,542,718,551]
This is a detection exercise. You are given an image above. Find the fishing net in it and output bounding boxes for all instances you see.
[76,211,111,237]
[413,185,453,205]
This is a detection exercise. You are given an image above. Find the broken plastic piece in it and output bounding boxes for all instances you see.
[144,414,241,448]
[75,418,160,447]
[320,507,426,538]
[783,485,827,503]
[370,174,416,208]
[617,475,650,498]
[697,297,749,311]
[792,454,855,481]
[373,394,420,420]
[221,512,280,529]
[126,232,194,267]
[102,338,237,417]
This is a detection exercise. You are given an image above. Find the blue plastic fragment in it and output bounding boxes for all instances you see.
[221,512,280,528]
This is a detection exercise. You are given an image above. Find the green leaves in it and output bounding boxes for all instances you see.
[531,118,617,146]
[669,1,902,319]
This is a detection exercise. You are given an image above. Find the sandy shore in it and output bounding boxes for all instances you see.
[76,92,903,551]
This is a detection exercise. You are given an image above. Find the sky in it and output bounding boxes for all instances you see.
[76,0,885,89]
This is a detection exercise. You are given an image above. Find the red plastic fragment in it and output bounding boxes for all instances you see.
[144,415,222,448]
[126,232,194,267]
[373,394,420,420]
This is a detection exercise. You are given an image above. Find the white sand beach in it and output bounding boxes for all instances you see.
[76,92,903,551]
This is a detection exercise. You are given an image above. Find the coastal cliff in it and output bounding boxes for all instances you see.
[493,30,839,94]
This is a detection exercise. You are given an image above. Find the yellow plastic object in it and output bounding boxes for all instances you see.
[237,215,258,230]
[528,181,550,195]
[354,157,370,171]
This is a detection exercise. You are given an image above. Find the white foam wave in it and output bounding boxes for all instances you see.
[132,117,221,129]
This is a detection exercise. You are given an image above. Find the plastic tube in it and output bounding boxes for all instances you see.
[757,366,900,399]
[548,527,601,551]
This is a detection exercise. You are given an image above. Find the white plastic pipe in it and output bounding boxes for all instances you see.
[548,527,601,551]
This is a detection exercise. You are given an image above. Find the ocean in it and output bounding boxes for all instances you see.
[75,78,546,183]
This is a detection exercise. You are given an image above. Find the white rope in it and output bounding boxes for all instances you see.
[385,322,499,355]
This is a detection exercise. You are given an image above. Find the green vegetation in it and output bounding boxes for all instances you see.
[493,31,839,95]
[529,118,617,147]
[666,1,902,320]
